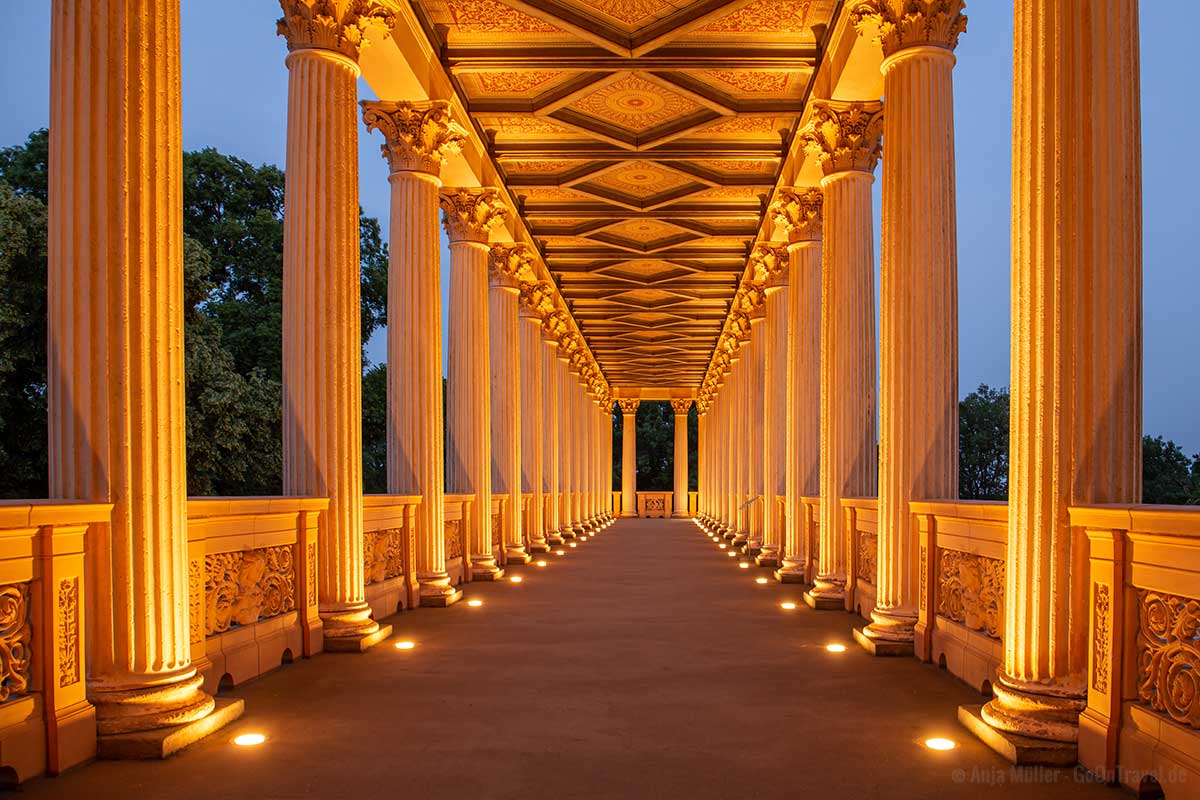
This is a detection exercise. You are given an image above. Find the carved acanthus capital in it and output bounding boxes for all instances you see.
[277,0,395,61]
[726,311,751,343]
[617,399,641,415]
[770,187,824,243]
[518,279,555,319]
[800,101,884,176]
[733,282,766,318]
[361,100,467,176]
[748,242,790,289]
[850,0,967,57]
[440,188,509,244]
[542,310,569,343]
[489,243,534,289]
[670,399,693,416]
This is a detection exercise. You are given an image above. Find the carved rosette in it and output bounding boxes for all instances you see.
[670,399,693,416]
[277,0,396,61]
[361,100,468,176]
[936,548,1005,639]
[489,243,534,289]
[0,583,31,702]
[205,546,297,636]
[770,187,824,243]
[1136,588,1200,729]
[440,188,509,244]
[800,101,884,176]
[748,242,790,290]
[364,528,404,585]
[850,0,967,58]
[617,399,641,415]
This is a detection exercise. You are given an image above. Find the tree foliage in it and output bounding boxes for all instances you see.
[610,401,697,493]
[959,384,1010,500]
[1142,435,1200,504]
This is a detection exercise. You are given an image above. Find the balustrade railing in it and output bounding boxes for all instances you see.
[362,495,420,619]
[842,498,878,618]
[799,496,820,583]
[444,494,474,584]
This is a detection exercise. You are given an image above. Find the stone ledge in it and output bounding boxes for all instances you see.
[420,589,464,608]
[98,697,245,760]
[323,623,393,653]
[803,590,844,610]
[852,626,915,657]
[958,704,1079,766]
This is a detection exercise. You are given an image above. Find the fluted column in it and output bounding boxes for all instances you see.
[724,355,741,535]
[770,189,824,582]
[541,315,566,544]
[749,246,789,565]
[800,101,882,610]
[745,311,766,552]
[362,99,467,606]
[47,0,230,739]
[670,400,692,517]
[619,399,640,516]
[972,0,1142,754]
[520,281,552,552]
[852,0,965,653]
[489,245,532,564]
[443,189,508,580]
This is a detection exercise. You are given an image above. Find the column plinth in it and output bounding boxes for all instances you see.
[618,400,640,517]
[670,400,692,518]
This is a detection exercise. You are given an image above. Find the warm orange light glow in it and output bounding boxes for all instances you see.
[509,576,523,583]
[825,643,846,653]
[569,542,578,548]
[924,738,956,751]
[755,577,769,585]
[738,562,750,569]
[780,602,797,610]
[718,544,727,550]
[234,733,266,747]
[726,551,736,558]
[536,560,547,567]
[555,549,565,556]
[467,599,483,607]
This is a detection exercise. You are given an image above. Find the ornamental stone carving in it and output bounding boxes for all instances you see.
[189,559,203,645]
[306,542,317,603]
[441,188,509,244]
[57,578,80,688]
[1093,582,1111,693]
[850,0,967,57]
[445,519,464,560]
[617,399,641,414]
[936,548,1004,639]
[205,546,297,636]
[770,187,824,243]
[277,0,396,61]
[1136,588,1200,729]
[0,583,30,702]
[542,309,570,342]
[733,284,765,318]
[361,100,468,176]
[364,528,404,585]
[670,399,693,415]
[918,544,928,611]
[518,280,555,319]
[489,243,534,289]
[858,532,878,586]
[800,101,884,176]
[748,242,790,288]
[491,513,502,547]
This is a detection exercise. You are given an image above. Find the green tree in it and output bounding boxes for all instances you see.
[958,384,1009,501]
[1142,435,1199,504]
[362,364,388,494]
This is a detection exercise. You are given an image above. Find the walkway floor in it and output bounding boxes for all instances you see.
[25,518,1128,799]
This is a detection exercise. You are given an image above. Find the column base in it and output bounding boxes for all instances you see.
[571,523,587,536]
[671,511,688,518]
[548,532,565,545]
[418,575,464,607]
[98,697,245,760]
[561,529,577,540]
[324,623,393,653]
[529,540,551,553]
[420,588,463,607]
[804,580,845,610]
[774,563,807,583]
[958,704,1079,766]
[731,532,748,547]
[504,547,532,564]
[852,626,914,657]
[755,548,780,568]
[620,512,637,518]
[471,566,506,581]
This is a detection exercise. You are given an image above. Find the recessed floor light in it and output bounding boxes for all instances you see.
[924,738,957,751]
[569,543,577,548]
[738,562,750,569]
[536,560,547,567]
[719,544,727,550]
[755,577,769,585]
[394,640,416,650]
[825,643,846,653]
[467,599,483,607]
[726,551,736,557]
[780,602,797,610]
[233,733,266,747]
[579,536,588,541]
[509,576,523,583]
[555,550,565,556]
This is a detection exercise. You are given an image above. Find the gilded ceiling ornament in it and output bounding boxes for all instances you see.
[489,243,534,289]
[697,0,813,33]
[748,242,790,289]
[850,0,967,57]
[800,100,884,176]
[440,188,509,244]
[770,187,824,243]
[617,399,641,414]
[444,0,563,33]
[670,399,693,415]
[277,0,396,61]
[361,100,468,176]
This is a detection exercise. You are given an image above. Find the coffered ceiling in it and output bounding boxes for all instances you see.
[409,0,839,389]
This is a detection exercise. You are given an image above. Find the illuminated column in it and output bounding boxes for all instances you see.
[697,407,707,520]
[519,281,551,552]
[489,244,531,565]
[852,0,965,655]
[723,351,742,536]
[47,0,244,743]
[362,100,466,606]
[541,313,567,544]
[743,305,766,552]
[800,101,882,610]
[444,188,508,580]
[769,188,823,582]
[557,351,575,534]
[618,399,640,516]
[750,245,789,566]
[971,0,1142,757]
[670,400,692,517]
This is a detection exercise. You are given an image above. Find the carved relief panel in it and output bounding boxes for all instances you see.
[364,528,404,585]
[936,548,1004,639]
[205,546,297,636]
[1136,588,1200,729]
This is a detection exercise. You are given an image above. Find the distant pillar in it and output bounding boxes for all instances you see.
[618,400,640,516]
[670,400,692,517]
[744,301,766,551]
[751,245,789,565]
[519,281,552,552]
[541,313,567,543]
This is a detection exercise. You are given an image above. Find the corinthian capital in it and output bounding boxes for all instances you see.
[361,100,467,176]
[277,0,395,61]
[542,309,570,342]
[617,399,641,415]
[518,279,555,319]
[770,187,823,243]
[489,243,535,289]
[670,399,693,416]
[733,281,766,319]
[439,188,509,244]
[800,100,884,176]
[748,242,790,289]
[850,0,967,57]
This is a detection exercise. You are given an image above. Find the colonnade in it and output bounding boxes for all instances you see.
[696,0,1143,760]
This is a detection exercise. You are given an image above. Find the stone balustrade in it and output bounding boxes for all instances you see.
[796,496,821,584]
[842,498,879,619]
[0,500,109,779]
[910,501,1008,694]
[443,494,475,585]
[362,495,421,619]
[1074,505,1200,795]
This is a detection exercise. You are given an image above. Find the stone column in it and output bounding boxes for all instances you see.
[519,281,552,552]
[971,0,1142,757]
[670,400,692,517]
[723,352,742,537]
[541,313,567,544]
[800,100,882,610]
[697,408,707,520]
[770,189,824,582]
[618,399,640,516]
[560,358,578,535]
[750,245,789,565]
[362,99,466,606]
[443,188,508,580]
[489,244,532,564]
[47,0,242,743]
[744,306,766,553]
[851,0,965,655]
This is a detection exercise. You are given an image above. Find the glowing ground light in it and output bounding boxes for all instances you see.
[580,536,588,541]
[509,576,523,583]
[780,602,797,610]
[569,543,578,548]
[726,551,736,558]
[555,550,566,556]
[738,563,750,569]
[536,561,547,567]
[719,544,727,550]
[233,733,266,747]
[394,640,416,650]
[925,738,957,751]
[467,599,483,607]
[755,577,769,585]
[825,643,847,653]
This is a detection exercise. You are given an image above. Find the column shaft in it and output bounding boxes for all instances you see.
[759,283,788,565]
[542,340,562,542]
[746,318,766,551]
[671,403,690,518]
[490,276,526,563]
[620,404,638,517]
[520,314,547,551]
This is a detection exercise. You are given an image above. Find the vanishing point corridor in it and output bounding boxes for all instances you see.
[24,519,1124,800]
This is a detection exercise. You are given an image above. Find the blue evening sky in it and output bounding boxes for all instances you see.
[1,3,1196,454]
